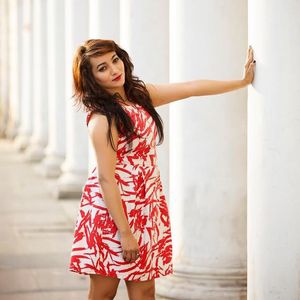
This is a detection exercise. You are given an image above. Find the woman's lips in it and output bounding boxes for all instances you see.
[113,74,122,81]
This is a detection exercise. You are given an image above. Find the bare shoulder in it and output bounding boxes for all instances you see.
[87,113,119,147]
[87,113,119,178]
[88,112,108,130]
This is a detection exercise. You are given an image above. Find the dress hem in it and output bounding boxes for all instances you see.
[68,267,173,282]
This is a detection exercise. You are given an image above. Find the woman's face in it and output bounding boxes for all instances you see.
[90,51,125,94]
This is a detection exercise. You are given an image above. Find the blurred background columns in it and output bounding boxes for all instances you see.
[157,0,248,299]
[39,0,66,178]
[89,0,120,41]
[0,0,10,138]
[14,0,33,151]
[25,0,48,161]
[56,0,89,199]
[5,0,21,139]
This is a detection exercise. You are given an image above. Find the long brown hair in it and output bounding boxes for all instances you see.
[72,39,164,152]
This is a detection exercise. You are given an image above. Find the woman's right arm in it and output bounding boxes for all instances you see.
[88,113,140,263]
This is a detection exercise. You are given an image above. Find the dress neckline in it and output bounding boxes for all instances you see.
[119,101,140,109]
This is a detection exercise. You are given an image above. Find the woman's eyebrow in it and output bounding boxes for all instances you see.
[96,54,117,69]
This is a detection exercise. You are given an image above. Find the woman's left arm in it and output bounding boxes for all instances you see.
[146,46,256,107]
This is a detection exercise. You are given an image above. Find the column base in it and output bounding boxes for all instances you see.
[24,142,46,162]
[35,153,64,178]
[156,265,246,300]
[55,170,87,199]
[14,134,30,152]
[4,121,19,140]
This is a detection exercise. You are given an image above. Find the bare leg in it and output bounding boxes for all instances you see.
[125,278,155,300]
[88,274,120,300]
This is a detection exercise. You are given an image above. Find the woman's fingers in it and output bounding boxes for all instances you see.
[123,250,129,262]
[248,46,251,57]
[135,250,140,260]
[242,49,256,84]
[247,61,256,84]
[128,251,139,262]
[123,249,140,262]
[248,46,253,56]
[248,45,253,57]
[245,46,254,69]
[127,251,134,262]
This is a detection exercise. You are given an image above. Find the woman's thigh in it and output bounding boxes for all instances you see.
[125,279,155,300]
[88,274,120,300]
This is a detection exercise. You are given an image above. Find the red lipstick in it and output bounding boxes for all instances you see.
[113,74,122,81]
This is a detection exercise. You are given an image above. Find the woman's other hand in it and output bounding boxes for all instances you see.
[120,231,140,263]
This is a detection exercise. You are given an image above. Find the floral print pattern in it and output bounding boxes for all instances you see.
[69,103,173,281]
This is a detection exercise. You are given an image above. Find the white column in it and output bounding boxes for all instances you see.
[38,0,66,178]
[248,1,300,299]
[56,0,89,198]
[25,0,48,161]
[119,0,170,199]
[89,0,119,41]
[0,0,9,138]
[87,0,120,173]
[157,0,247,299]
[5,0,21,139]
[14,0,33,151]
[15,0,24,139]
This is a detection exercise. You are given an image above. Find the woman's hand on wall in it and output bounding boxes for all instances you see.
[242,45,256,85]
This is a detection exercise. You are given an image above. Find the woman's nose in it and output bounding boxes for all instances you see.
[110,65,119,75]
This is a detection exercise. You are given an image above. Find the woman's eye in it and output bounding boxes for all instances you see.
[98,58,119,72]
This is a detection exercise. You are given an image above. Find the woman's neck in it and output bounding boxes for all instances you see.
[108,87,128,102]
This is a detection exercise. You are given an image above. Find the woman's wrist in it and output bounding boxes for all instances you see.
[119,228,132,237]
[241,78,249,87]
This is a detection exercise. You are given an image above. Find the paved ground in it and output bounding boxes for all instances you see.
[0,138,170,300]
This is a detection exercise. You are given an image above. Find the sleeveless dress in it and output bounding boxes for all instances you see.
[68,102,173,281]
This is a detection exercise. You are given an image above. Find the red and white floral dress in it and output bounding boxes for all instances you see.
[68,102,173,281]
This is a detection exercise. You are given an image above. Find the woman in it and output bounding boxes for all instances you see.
[69,39,255,300]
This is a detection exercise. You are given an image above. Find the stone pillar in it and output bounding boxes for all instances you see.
[89,0,119,41]
[0,0,9,138]
[5,0,21,139]
[14,0,33,151]
[87,0,120,173]
[38,0,66,178]
[157,0,247,299]
[24,0,48,161]
[247,1,300,299]
[14,0,24,139]
[56,0,89,199]
[119,0,170,199]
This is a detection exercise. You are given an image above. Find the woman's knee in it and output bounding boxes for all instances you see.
[88,290,117,300]
[125,279,155,300]
[141,283,155,298]
[88,274,120,300]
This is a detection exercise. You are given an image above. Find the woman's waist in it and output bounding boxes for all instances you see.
[117,154,157,168]
[89,159,159,177]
